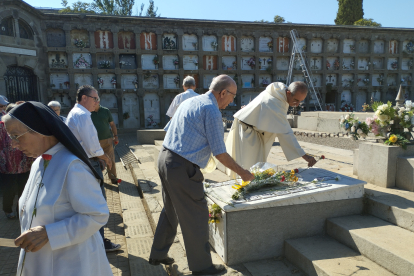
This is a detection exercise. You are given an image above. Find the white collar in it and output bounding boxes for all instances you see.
[75,103,91,115]
[43,142,65,156]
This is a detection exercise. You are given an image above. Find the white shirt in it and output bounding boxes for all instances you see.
[17,143,112,276]
[166,89,199,117]
[66,103,104,158]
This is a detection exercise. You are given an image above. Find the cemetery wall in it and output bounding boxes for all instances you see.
[1,0,414,128]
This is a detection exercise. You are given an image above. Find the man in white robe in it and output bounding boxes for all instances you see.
[225,81,317,178]
[166,75,199,118]
[2,102,112,276]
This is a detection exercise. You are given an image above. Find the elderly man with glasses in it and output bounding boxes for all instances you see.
[66,85,121,252]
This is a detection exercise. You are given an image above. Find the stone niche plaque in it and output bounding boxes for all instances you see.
[183,55,198,70]
[163,74,180,89]
[326,39,338,53]
[326,57,339,70]
[293,74,305,83]
[222,110,236,119]
[112,113,119,128]
[241,36,254,52]
[222,56,236,70]
[356,91,366,110]
[259,75,271,88]
[372,74,383,86]
[372,58,384,69]
[403,40,414,54]
[342,74,354,87]
[259,37,272,52]
[202,35,218,51]
[222,35,236,52]
[74,74,93,88]
[73,53,92,69]
[121,74,138,89]
[203,55,218,70]
[163,55,179,70]
[119,54,137,69]
[276,74,288,84]
[401,74,412,86]
[374,40,384,54]
[341,90,351,103]
[100,93,117,109]
[203,74,216,89]
[123,93,140,129]
[402,58,413,70]
[97,53,114,69]
[343,39,355,54]
[140,32,157,50]
[296,38,306,52]
[277,37,289,53]
[387,58,398,70]
[309,57,322,70]
[358,40,369,53]
[182,34,198,51]
[357,74,369,87]
[162,33,177,50]
[46,29,66,47]
[94,30,113,49]
[48,52,67,69]
[326,74,337,86]
[50,73,69,89]
[205,167,364,265]
[118,31,136,49]
[389,40,398,54]
[241,74,254,88]
[51,93,71,109]
[310,38,322,53]
[386,89,396,102]
[357,57,369,70]
[312,74,322,87]
[371,90,381,102]
[97,73,116,89]
[241,92,260,106]
[70,29,89,48]
[144,93,160,128]
[141,54,158,70]
[241,56,255,70]
[258,57,272,71]
[143,74,159,89]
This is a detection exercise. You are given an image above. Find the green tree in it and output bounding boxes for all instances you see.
[145,0,160,17]
[273,15,285,23]
[334,0,364,25]
[59,0,97,14]
[354,18,382,27]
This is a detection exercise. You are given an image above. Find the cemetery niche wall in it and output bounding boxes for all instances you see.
[2,0,414,128]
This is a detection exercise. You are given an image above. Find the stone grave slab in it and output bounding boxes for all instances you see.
[241,74,254,88]
[100,93,117,109]
[312,74,322,87]
[277,37,289,53]
[74,74,93,88]
[118,31,136,49]
[70,29,89,48]
[310,38,323,53]
[163,74,179,89]
[121,74,138,89]
[357,57,369,70]
[141,54,158,70]
[202,35,217,51]
[221,56,236,70]
[388,58,399,70]
[51,93,71,109]
[203,74,215,89]
[182,34,198,51]
[325,74,337,86]
[402,58,413,70]
[143,74,159,89]
[373,57,384,69]
[241,36,254,52]
[119,54,137,69]
[50,73,69,89]
[222,35,236,52]
[374,40,384,54]
[46,29,66,47]
[258,57,272,71]
[205,167,364,264]
[241,56,255,70]
[342,74,353,88]
[97,73,116,89]
[112,113,119,128]
[276,57,289,70]
[343,39,355,54]
[94,30,113,49]
[203,55,217,70]
[341,90,351,103]
[73,53,92,69]
[326,39,338,53]
[259,36,272,52]
[358,40,369,53]
[258,74,271,88]
[389,40,398,54]
[183,55,198,70]
[293,74,305,83]
[48,52,67,69]
[241,92,260,106]
[143,93,160,128]
[356,91,366,110]
[162,34,177,50]
[123,93,140,129]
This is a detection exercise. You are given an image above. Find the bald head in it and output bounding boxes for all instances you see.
[209,75,236,93]
[288,81,308,96]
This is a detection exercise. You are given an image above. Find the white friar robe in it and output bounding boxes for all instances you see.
[225,82,305,178]
[17,143,112,276]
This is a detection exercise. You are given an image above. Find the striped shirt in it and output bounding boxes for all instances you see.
[163,91,226,168]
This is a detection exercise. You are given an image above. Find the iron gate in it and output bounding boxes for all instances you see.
[3,66,39,102]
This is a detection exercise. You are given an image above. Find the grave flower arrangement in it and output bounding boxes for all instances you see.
[99,60,111,69]
[153,55,159,65]
[132,78,139,88]
[231,165,300,200]
[350,45,356,52]
[261,78,269,87]
[211,41,218,50]
[333,60,340,70]
[208,204,222,224]
[232,61,237,69]
[267,41,273,50]
[391,61,398,70]
[247,57,255,69]
[173,59,179,66]
[111,77,116,88]
[64,81,70,89]
[73,54,91,68]
[405,41,414,54]
[173,76,180,87]
[143,71,152,80]
[146,115,158,127]
[74,38,87,48]
[340,100,354,112]
[339,113,369,140]
[362,78,370,86]
[97,77,104,87]
[408,59,413,69]
[377,74,384,85]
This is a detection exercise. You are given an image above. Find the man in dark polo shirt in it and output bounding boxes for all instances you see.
[91,103,119,184]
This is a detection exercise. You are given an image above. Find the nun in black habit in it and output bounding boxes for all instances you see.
[2,102,112,276]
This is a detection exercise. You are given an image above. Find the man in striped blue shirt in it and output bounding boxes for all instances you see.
[149,75,254,275]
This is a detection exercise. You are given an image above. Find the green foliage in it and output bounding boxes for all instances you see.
[59,0,97,14]
[385,134,409,149]
[93,0,135,16]
[334,0,364,25]
[371,101,384,112]
[354,18,382,27]
[145,0,160,17]
[273,15,285,23]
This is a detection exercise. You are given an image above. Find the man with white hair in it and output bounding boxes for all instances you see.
[225,81,317,178]
[166,75,198,118]
[47,101,66,122]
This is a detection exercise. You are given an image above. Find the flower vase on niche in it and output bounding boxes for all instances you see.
[98,77,104,89]
[174,76,180,88]
[133,79,138,89]
[59,83,63,89]
[111,77,116,89]
[194,61,198,69]
[173,59,179,69]
[64,81,70,89]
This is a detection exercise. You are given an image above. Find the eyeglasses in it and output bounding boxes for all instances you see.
[8,130,31,142]
[226,89,237,99]
[85,94,100,103]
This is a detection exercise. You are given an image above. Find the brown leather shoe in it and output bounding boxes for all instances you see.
[148,257,175,265]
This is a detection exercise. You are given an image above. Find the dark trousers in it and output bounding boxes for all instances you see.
[1,172,30,214]
[89,158,106,240]
[150,147,212,271]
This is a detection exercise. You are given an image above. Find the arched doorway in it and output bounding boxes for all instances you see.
[3,66,39,102]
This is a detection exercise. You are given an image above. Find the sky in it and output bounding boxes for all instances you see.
[24,0,414,29]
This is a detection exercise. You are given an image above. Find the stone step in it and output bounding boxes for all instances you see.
[366,184,414,233]
[285,235,394,276]
[243,258,305,276]
[327,215,414,276]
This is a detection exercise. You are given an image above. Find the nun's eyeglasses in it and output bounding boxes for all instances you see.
[85,95,100,103]
[8,130,30,142]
